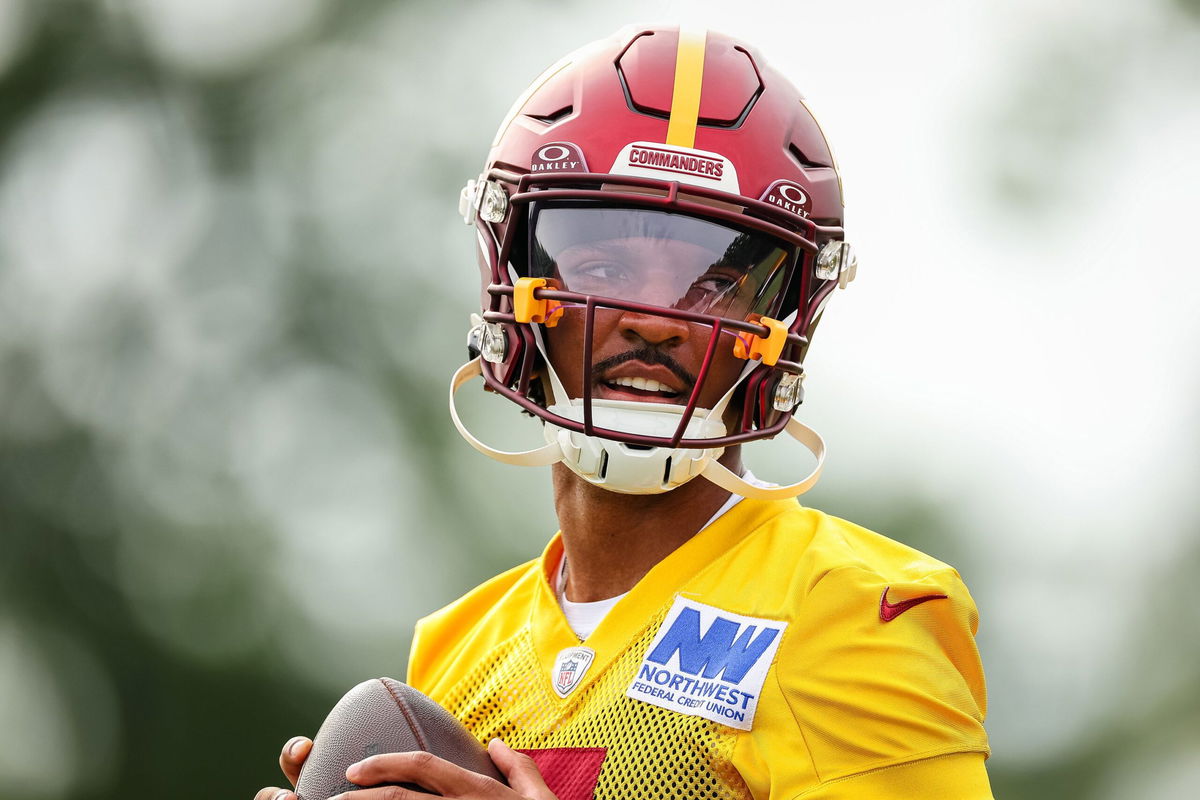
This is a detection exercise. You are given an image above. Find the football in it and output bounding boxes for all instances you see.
[294,677,505,799]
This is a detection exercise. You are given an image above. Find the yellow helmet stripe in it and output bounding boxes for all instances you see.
[664,26,708,149]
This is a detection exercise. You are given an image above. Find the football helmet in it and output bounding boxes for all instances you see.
[450,25,855,497]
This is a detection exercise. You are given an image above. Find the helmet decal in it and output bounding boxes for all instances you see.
[663,25,707,149]
[759,180,813,219]
[530,142,589,173]
[609,141,740,193]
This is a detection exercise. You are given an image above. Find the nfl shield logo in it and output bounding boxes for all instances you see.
[551,646,596,698]
[558,660,579,691]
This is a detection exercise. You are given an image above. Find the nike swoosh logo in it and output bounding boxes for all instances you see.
[879,586,948,622]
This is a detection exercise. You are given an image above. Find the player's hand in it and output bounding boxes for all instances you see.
[334,738,558,799]
[253,735,312,800]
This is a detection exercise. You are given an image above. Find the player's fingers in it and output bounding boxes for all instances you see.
[329,789,425,800]
[253,787,296,800]
[279,736,312,787]
[328,786,427,800]
[489,739,557,800]
[347,751,505,797]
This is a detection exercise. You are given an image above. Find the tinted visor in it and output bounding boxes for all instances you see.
[528,204,793,320]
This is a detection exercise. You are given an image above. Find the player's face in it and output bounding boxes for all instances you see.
[541,235,752,410]
[529,205,794,411]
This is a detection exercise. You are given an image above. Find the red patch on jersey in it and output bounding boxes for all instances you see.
[518,747,606,800]
[879,586,948,622]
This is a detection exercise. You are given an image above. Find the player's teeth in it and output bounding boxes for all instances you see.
[612,377,670,393]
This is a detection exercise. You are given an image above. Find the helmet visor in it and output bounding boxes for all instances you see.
[527,204,793,320]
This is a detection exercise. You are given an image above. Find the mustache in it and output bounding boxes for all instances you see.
[592,347,696,389]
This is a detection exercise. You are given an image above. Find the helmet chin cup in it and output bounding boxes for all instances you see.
[449,358,826,499]
[542,399,726,495]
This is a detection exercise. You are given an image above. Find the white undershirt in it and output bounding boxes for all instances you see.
[554,471,771,640]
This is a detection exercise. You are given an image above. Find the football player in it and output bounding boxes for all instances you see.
[256,24,992,800]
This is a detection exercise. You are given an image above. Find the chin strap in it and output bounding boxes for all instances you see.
[697,416,826,499]
[449,358,563,466]
[449,357,826,498]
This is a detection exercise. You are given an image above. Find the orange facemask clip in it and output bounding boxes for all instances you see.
[512,277,564,327]
[733,316,789,366]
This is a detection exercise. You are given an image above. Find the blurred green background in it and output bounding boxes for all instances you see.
[1,1,1197,798]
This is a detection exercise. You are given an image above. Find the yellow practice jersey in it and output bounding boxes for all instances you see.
[408,498,992,799]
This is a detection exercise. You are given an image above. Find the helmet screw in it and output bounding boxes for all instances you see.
[480,181,509,223]
[773,371,805,411]
[815,241,857,287]
[480,323,507,363]
[467,316,508,363]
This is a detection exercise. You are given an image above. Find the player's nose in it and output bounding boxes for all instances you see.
[617,309,690,348]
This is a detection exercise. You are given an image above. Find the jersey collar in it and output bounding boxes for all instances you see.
[528,497,799,698]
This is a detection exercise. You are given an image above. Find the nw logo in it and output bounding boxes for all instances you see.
[627,598,786,731]
[646,606,780,684]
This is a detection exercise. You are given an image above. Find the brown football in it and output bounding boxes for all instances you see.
[294,677,504,799]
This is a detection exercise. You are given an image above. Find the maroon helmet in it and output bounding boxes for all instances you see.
[451,25,856,496]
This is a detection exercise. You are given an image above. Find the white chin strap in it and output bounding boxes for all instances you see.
[449,358,826,499]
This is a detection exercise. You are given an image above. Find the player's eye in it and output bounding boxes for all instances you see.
[565,260,631,290]
[680,271,743,310]
[692,272,739,294]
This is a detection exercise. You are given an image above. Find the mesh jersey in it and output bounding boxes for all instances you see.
[408,498,992,799]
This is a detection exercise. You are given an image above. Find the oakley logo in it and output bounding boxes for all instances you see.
[760,180,812,218]
[777,184,808,205]
[537,145,571,161]
[530,141,588,173]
